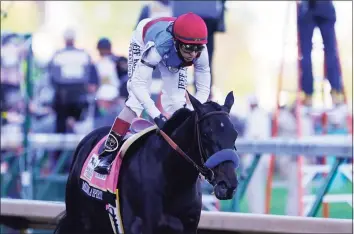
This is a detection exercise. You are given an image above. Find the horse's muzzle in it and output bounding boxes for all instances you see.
[213,181,236,200]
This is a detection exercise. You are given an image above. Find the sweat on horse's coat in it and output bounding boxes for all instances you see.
[204,149,240,169]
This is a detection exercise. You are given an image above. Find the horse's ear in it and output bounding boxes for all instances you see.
[224,91,234,112]
[187,91,203,115]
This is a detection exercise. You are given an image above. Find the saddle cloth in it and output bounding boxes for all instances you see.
[79,119,156,234]
[80,119,157,194]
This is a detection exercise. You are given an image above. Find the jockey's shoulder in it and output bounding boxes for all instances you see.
[151,30,174,50]
[157,40,174,57]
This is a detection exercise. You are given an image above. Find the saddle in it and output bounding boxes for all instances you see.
[120,118,157,156]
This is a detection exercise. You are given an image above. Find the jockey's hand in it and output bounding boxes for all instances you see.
[154,114,167,129]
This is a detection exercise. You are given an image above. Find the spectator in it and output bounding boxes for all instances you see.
[241,95,271,214]
[94,85,123,128]
[136,0,172,81]
[116,56,129,101]
[0,34,24,113]
[68,84,122,134]
[48,28,99,134]
[297,1,344,110]
[96,37,120,88]
[94,13,212,174]
[96,37,129,102]
[136,0,172,24]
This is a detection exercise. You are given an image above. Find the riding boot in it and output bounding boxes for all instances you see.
[94,117,131,174]
[94,134,123,174]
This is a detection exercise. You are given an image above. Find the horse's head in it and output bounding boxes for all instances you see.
[188,91,239,200]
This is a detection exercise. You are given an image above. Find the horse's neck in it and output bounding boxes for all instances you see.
[174,114,200,159]
[164,115,200,187]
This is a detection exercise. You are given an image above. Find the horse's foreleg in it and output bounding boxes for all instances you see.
[158,214,184,233]
[140,193,163,234]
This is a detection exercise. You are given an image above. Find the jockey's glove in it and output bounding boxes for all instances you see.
[153,114,167,129]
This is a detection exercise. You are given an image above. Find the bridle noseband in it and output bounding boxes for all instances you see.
[158,110,229,184]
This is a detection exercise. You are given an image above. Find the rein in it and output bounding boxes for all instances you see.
[157,110,229,183]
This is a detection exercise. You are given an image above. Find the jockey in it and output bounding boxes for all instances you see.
[94,12,211,174]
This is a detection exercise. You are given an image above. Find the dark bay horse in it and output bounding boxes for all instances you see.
[54,92,239,234]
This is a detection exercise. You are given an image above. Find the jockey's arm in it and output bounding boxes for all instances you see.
[130,45,162,119]
[193,47,211,103]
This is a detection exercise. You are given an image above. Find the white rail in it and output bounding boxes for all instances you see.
[0,198,352,233]
[1,133,352,157]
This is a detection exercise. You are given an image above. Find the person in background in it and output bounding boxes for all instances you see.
[136,0,172,24]
[96,37,120,88]
[242,95,271,214]
[115,56,129,103]
[0,34,24,113]
[94,84,123,129]
[68,84,122,134]
[297,1,345,112]
[96,37,129,103]
[276,104,301,215]
[48,28,99,134]
[171,0,226,93]
[277,102,314,216]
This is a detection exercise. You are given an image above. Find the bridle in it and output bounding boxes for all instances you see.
[157,110,229,184]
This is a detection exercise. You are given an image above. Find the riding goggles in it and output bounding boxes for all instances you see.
[180,43,205,53]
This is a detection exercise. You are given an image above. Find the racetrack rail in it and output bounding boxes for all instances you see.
[0,198,352,233]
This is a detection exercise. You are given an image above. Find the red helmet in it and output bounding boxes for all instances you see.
[173,12,208,45]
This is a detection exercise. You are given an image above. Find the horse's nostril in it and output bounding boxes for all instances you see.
[216,181,227,190]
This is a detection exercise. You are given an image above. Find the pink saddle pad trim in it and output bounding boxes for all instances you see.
[80,135,123,194]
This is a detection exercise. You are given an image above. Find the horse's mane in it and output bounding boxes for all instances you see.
[162,108,193,135]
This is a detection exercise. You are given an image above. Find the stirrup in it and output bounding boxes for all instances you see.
[94,163,112,175]
[94,154,114,174]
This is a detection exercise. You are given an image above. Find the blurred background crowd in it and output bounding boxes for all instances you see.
[0,0,352,219]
